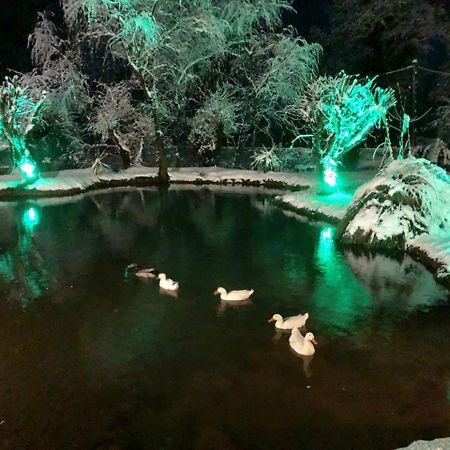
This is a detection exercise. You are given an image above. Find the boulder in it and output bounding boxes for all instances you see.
[335,158,450,250]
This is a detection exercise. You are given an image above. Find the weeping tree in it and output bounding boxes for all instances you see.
[0,75,46,180]
[27,0,321,179]
[88,82,154,170]
[293,72,397,186]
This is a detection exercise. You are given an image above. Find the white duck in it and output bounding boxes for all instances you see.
[126,264,158,279]
[289,328,317,356]
[157,273,179,291]
[213,287,254,301]
[268,312,309,330]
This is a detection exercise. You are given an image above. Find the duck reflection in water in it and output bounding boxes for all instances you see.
[159,287,179,298]
[216,298,253,317]
[290,352,314,378]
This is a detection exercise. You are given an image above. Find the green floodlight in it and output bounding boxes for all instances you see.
[322,156,337,188]
[18,155,38,181]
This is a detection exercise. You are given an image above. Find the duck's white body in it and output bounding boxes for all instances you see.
[158,273,179,291]
[135,268,158,279]
[126,264,158,279]
[289,328,317,356]
[214,287,254,301]
[268,312,309,330]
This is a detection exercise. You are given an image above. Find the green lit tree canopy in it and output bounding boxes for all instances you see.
[0,75,46,178]
[292,72,396,185]
[26,0,321,176]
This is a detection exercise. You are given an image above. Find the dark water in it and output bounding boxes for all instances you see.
[0,187,448,450]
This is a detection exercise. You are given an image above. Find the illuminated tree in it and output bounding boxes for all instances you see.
[294,72,396,187]
[0,75,46,180]
[27,1,321,178]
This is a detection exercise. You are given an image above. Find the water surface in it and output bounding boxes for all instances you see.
[0,187,448,450]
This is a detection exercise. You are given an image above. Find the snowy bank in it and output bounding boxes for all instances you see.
[0,166,314,199]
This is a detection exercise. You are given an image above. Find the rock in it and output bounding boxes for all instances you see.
[397,437,450,450]
[335,158,450,250]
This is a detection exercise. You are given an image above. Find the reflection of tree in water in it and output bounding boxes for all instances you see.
[0,207,50,308]
[0,191,161,308]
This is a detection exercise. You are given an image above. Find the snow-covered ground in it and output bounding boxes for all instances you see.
[397,437,450,450]
[0,166,315,197]
[278,190,353,223]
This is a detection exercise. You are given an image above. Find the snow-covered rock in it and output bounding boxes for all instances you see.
[335,158,450,250]
[397,437,450,450]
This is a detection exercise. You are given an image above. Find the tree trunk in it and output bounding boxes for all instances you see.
[251,129,257,150]
[111,131,131,169]
[156,131,169,184]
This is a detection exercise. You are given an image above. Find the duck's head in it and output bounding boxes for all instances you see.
[213,287,226,296]
[305,332,318,345]
[125,263,138,278]
[158,273,167,280]
[268,313,282,323]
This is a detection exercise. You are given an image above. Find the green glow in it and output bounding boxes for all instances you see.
[322,155,338,188]
[312,225,372,335]
[22,207,40,232]
[321,227,332,240]
[19,155,38,181]
[324,168,336,187]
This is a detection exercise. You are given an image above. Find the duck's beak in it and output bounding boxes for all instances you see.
[213,289,219,295]
[312,338,318,345]
[268,317,275,323]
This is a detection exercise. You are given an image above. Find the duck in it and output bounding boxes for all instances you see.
[213,287,254,301]
[268,312,309,330]
[125,264,158,279]
[158,273,179,291]
[289,328,317,356]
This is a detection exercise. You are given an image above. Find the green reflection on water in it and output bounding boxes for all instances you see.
[311,226,372,334]
[0,206,46,308]
[22,207,40,232]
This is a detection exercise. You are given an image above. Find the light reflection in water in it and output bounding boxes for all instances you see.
[22,207,40,232]
[311,225,372,334]
[0,205,48,308]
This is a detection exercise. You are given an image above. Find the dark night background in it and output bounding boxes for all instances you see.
[1,0,449,133]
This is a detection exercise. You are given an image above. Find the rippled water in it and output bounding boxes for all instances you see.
[0,187,448,450]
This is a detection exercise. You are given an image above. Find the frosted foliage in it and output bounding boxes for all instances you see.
[293,73,396,162]
[89,83,154,162]
[222,0,290,37]
[341,158,450,248]
[258,36,322,109]
[189,88,240,154]
[414,138,450,168]
[28,13,61,68]
[26,0,322,168]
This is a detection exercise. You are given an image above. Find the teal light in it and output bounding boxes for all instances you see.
[22,207,40,232]
[322,156,338,188]
[321,227,332,240]
[324,167,337,187]
[19,156,38,181]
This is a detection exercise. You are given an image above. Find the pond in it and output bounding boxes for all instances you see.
[0,187,448,450]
